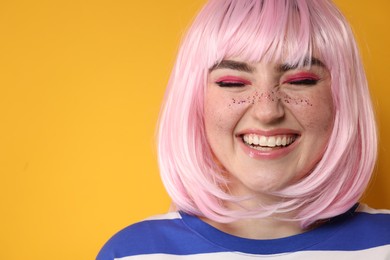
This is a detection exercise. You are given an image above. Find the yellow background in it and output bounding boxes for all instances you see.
[0,1,389,259]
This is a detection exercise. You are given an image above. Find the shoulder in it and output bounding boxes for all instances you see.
[337,204,390,247]
[354,203,390,229]
[96,212,185,260]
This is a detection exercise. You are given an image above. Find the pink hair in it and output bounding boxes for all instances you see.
[157,0,377,227]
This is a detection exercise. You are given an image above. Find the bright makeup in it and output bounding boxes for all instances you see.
[282,72,320,85]
[215,76,252,87]
[228,90,313,107]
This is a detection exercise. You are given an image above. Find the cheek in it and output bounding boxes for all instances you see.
[204,94,224,133]
[204,90,249,134]
[284,91,334,133]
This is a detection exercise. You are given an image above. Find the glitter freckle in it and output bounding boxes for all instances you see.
[228,91,313,107]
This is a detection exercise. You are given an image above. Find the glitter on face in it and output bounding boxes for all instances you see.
[228,90,313,107]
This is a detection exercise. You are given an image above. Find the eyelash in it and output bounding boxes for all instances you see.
[214,74,319,87]
[216,78,319,87]
[284,78,319,85]
[215,76,251,88]
[216,81,247,87]
[282,72,320,86]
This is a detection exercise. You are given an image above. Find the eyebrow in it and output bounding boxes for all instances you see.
[278,57,326,72]
[209,57,326,73]
[209,60,255,73]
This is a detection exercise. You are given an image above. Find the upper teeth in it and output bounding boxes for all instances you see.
[243,134,296,147]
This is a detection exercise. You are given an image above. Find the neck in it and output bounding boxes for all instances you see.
[201,185,305,239]
[202,216,304,240]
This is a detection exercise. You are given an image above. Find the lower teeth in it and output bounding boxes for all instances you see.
[250,144,285,150]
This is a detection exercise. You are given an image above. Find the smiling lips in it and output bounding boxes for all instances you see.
[242,134,297,150]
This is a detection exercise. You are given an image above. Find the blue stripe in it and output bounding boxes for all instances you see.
[313,212,390,250]
[97,218,227,259]
[180,209,390,254]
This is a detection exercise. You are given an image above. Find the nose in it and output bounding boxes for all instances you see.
[250,91,285,124]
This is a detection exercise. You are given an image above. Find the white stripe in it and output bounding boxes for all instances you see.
[115,244,390,259]
[143,212,181,221]
[357,203,390,214]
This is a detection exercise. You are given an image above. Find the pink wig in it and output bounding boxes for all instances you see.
[157,0,377,227]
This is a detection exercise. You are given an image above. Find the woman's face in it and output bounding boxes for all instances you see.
[204,58,334,195]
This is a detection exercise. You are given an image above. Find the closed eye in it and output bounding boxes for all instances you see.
[282,72,320,86]
[215,76,251,88]
[216,81,247,87]
[287,78,319,85]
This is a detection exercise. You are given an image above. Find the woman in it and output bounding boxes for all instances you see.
[97,0,390,259]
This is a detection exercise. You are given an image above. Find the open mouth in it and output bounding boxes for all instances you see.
[242,134,298,151]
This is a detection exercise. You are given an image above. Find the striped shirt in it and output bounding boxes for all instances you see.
[97,204,390,259]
